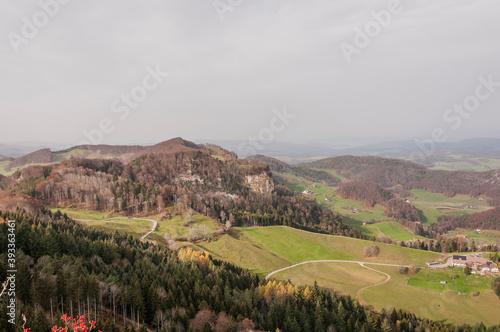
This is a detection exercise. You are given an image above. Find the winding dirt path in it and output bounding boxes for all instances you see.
[265,260,415,306]
[264,260,414,280]
[356,263,391,306]
[75,217,157,241]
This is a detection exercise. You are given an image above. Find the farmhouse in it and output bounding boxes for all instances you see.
[451,255,499,274]
[302,190,314,195]
[456,234,466,239]
[451,255,488,267]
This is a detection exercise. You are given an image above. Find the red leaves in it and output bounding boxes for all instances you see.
[50,315,100,332]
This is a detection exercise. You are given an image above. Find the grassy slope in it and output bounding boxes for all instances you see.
[78,218,152,237]
[362,265,500,326]
[273,261,499,326]
[201,226,500,325]
[51,208,115,220]
[407,267,492,293]
[53,208,219,243]
[51,208,152,238]
[151,214,218,242]
[278,174,423,240]
[344,219,425,241]
[280,172,492,228]
[282,176,390,221]
[411,189,492,225]
[273,262,386,296]
[200,226,444,275]
[450,229,500,246]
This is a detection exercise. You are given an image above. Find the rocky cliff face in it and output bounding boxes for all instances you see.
[245,173,274,195]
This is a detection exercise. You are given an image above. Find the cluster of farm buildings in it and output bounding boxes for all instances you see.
[452,255,499,275]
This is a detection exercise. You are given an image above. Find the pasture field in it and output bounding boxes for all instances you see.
[274,262,499,326]
[279,173,308,192]
[51,208,154,238]
[450,229,500,246]
[410,189,486,204]
[279,174,488,232]
[201,226,498,326]
[283,176,421,241]
[50,208,115,220]
[414,204,445,225]
[343,218,380,238]
[150,214,218,242]
[77,218,152,238]
[200,226,444,275]
[295,181,389,221]
[52,207,219,243]
[361,265,500,326]
[273,262,386,296]
[344,219,425,241]
[411,189,492,224]
[409,189,492,225]
[407,267,492,293]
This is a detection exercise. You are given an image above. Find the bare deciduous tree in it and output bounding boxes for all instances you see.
[363,245,380,258]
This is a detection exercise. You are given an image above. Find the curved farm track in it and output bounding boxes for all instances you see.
[356,264,391,306]
[266,260,397,306]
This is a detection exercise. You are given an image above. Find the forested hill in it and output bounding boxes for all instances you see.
[1,209,498,332]
[246,154,340,185]
[303,156,500,200]
[3,137,232,170]
[435,207,500,233]
[0,139,359,237]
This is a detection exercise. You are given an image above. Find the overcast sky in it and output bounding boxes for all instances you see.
[1,0,499,146]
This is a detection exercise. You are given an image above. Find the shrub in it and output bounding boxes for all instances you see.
[408,265,420,275]
[398,266,409,275]
[364,245,380,258]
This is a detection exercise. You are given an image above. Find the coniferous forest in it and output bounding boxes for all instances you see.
[1,209,500,332]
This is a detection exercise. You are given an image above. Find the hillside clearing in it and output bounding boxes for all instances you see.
[200,226,444,275]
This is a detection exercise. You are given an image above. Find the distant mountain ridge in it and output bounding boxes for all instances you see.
[0,143,53,158]
[5,137,500,170]
[0,155,12,162]
[4,137,211,171]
